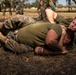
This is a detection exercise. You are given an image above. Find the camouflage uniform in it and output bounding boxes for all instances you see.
[37,0,57,21]
[37,0,47,21]
[0,15,36,35]
[15,1,24,15]
[3,32,34,53]
[3,24,62,53]
[1,0,12,16]
[0,15,36,53]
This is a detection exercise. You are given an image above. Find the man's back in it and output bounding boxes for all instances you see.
[17,24,62,48]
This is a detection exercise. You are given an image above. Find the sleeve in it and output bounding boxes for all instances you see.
[51,24,62,37]
[15,6,19,10]
[55,14,69,27]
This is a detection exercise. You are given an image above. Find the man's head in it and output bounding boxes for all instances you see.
[18,1,22,5]
[40,0,44,5]
[63,28,74,45]
[68,19,76,32]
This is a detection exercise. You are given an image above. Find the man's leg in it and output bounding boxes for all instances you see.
[9,7,12,15]
[41,7,47,22]
[2,8,6,16]
[36,14,43,21]
[0,32,34,53]
[5,39,34,53]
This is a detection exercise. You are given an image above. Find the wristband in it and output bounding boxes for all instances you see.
[38,47,43,55]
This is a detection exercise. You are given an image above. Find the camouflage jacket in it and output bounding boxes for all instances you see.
[3,15,36,30]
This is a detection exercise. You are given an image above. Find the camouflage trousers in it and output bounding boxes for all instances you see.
[5,31,34,53]
[1,15,36,35]
[1,2,12,16]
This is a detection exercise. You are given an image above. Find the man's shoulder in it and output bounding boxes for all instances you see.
[51,24,62,37]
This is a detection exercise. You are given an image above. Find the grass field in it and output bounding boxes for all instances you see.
[0,9,76,75]
[0,9,76,18]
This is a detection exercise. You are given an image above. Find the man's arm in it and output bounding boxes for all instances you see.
[59,25,66,47]
[35,28,68,56]
[45,29,58,44]
[45,29,68,53]
[58,25,69,53]
[34,46,68,55]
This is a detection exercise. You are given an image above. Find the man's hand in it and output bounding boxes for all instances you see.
[60,25,66,30]
[61,46,68,54]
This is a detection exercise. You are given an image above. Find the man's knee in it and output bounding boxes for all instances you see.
[45,8,54,14]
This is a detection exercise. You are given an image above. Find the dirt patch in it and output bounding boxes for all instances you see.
[0,46,76,75]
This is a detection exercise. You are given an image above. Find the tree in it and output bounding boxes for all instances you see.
[31,0,38,8]
[66,0,76,11]
[22,0,28,5]
[66,0,72,11]
[57,4,63,8]
[11,0,28,8]
[73,0,76,4]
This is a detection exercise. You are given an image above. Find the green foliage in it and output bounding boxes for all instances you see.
[73,0,76,4]
[31,0,38,8]
[57,4,63,8]
[24,3,31,8]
